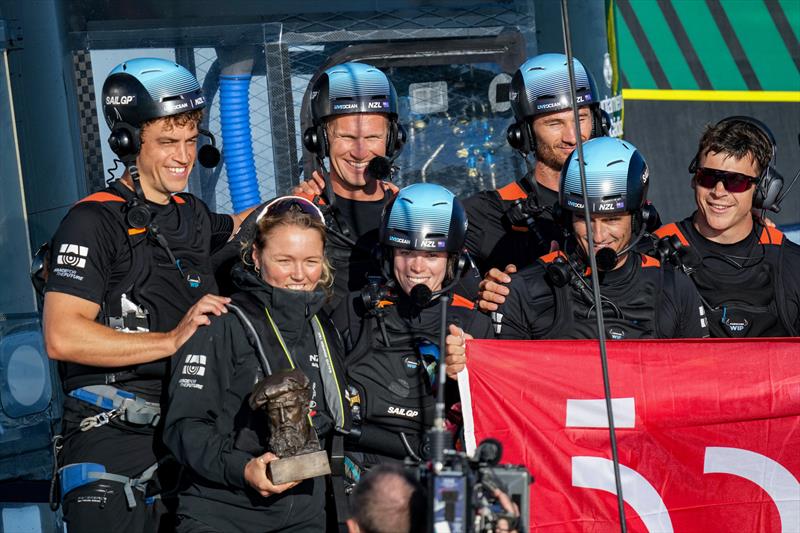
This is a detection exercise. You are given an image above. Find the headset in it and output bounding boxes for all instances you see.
[302,62,406,161]
[507,107,609,156]
[688,115,782,212]
[108,124,220,170]
[505,53,609,156]
[107,125,220,232]
[303,119,406,161]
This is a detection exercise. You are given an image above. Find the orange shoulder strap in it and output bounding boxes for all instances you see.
[759,226,784,245]
[451,293,475,310]
[76,191,125,205]
[654,222,689,246]
[497,180,526,201]
[640,254,661,268]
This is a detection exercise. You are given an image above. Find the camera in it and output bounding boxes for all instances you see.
[417,438,532,533]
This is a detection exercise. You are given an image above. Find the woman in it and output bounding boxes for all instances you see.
[164,196,349,533]
[333,183,491,476]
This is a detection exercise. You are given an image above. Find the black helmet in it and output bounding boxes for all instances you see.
[380,183,467,254]
[559,137,649,215]
[102,57,205,130]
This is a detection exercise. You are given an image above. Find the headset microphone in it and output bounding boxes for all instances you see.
[366,156,394,182]
[409,284,433,307]
[595,248,618,272]
[197,128,221,168]
[408,272,467,308]
[593,218,652,271]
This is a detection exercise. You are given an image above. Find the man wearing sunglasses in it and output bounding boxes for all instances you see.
[654,116,800,337]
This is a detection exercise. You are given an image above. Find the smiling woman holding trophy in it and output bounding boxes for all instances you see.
[164,196,350,533]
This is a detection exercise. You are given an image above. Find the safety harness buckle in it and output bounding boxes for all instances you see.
[69,385,161,429]
[79,409,119,431]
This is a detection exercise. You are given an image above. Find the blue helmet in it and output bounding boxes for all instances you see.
[309,62,399,123]
[101,57,205,129]
[380,183,468,254]
[506,54,604,154]
[304,62,404,158]
[559,137,649,215]
[509,53,598,121]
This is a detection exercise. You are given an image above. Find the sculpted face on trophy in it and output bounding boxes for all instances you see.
[249,368,330,484]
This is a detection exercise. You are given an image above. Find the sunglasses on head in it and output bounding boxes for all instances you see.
[693,167,759,193]
[256,196,325,224]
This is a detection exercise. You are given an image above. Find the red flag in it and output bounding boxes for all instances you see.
[460,338,800,533]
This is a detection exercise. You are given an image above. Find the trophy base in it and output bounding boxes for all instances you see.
[269,450,331,485]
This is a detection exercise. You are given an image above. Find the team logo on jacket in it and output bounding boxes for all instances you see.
[388,406,419,418]
[56,244,88,269]
[183,354,207,376]
[607,326,626,340]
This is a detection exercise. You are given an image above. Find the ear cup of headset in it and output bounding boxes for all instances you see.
[455,252,473,279]
[302,125,328,158]
[551,203,572,230]
[753,166,784,212]
[506,121,534,154]
[386,121,407,158]
[108,123,141,162]
[111,174,152,230]
[592,108,611,138]
[639,203,661,233]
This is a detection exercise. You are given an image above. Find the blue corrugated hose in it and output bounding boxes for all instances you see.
[219,75,261,212]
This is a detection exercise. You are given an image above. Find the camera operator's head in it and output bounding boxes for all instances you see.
[347,465,426,533]
[379,183,469,296]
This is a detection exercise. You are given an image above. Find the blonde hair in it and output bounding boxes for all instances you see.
[247,207,333,293]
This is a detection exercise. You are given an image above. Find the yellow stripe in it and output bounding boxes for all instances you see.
[622,89,800,102]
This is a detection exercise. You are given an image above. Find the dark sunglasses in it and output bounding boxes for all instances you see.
[693,167,758,193]
[256,196,325,224]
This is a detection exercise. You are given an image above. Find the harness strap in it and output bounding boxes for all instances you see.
[69,385,161,427]
[59,461,160,509]
[329,435,350,526]
[312,316,346,432]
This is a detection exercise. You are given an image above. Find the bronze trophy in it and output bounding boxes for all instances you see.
[249,369,331,484]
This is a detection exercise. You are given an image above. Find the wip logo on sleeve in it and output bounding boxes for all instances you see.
[56,244,89,269]
[182,354,207,376]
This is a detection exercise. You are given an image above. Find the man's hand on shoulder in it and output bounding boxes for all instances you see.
[291,171,325,198]
[169,294,231,352]
[477,265,516,313]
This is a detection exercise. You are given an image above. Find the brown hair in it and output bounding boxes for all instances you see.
[140,109,204,139]
[695,118,773,176]
[247,207,333,293]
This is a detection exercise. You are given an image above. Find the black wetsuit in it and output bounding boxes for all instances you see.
[333,289,491,468]
[464,175,568,274]
[494,250,709,340]
[164,264,349,533]
[655,216,800,337]
[45,182,232,532]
